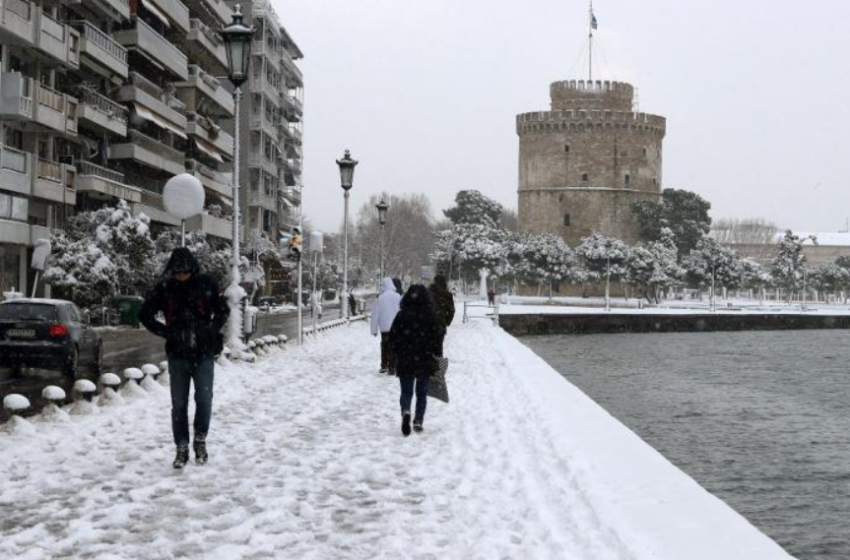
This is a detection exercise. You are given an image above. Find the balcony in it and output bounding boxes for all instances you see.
[0,73,34,121]
[279,91,303,121]
[76,161,142,203]
[132,189,180,226]
[111,130,185,175]
[250,73,280,107]
[0,0,36,45]
[0,145,32,196]
[117,72,187,135]
[184,18,227,73]
[186,158,231,199]
[248,152,279,178]
[250,111,278,142]
[143,0,189,33]
[34,83,78,136]
[37,11,80,69]
[249,190,277,213]
[185,212,230,240]
[113,17,188,80]
[175,65,234,117]
[252,38,280,72]
[280,50,303,85]
[78,89,128,136]
[75,21,128,81]
[86,0,129,23]
[286,158,302,175]
[33,159,76,205]
[185,114,233,159]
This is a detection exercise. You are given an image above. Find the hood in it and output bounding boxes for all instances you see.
[380,277,396,294]
[400,284,434,310]
[164,247,200,275]
[392,278,403,294]
[432,274,448,291]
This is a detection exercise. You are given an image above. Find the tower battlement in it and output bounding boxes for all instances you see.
[516,110,666,137]
[550,80,634,111]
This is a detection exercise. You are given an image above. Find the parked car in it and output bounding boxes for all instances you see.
[0,298,102,378]
[257,296,278,312]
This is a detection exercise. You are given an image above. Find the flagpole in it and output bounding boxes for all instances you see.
[588,0,593,80]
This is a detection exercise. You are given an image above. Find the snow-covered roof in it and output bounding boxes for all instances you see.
[778,231,850,247]
[0,298,72,306]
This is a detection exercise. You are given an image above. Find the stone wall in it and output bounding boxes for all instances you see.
[517,79,666,247]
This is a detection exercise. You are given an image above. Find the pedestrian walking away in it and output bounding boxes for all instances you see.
[139,248,229,469]
[487,287,496,306]
[348,292,357,317]
[390,284,441,436]
[392,277,403,296]
[370,277,401,375]
[429,274,455,357]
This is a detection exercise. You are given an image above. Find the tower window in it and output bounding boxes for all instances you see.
[581,173,588,182]
[643,148,648,157]
[563,213,571,227]
[625,174,631,186]
[564,145,570,153]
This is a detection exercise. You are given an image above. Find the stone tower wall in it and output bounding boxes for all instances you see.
[517,80,666,247]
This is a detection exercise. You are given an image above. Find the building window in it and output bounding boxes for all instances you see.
[563,213,571,227]
[581,173,588,182]
[643,147,648,157]
[625,174,631,186]
[564,145,570,153]
[0,194,28,222]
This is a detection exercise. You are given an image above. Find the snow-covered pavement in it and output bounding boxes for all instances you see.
[0,319,794,560]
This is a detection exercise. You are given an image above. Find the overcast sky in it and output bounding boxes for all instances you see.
[277,0,850,234]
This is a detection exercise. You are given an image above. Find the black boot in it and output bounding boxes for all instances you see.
[173,446,190,469]
[413,419,424,433]
[193,435,208,465]
[401,411,411,437]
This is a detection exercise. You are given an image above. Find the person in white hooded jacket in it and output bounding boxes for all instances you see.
[371,277,402,374]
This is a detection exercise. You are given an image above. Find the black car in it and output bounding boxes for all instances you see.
[0,298,102,378]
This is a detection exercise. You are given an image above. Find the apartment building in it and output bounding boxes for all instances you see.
[0,0,303,297]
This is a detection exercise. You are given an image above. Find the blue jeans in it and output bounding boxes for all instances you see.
[399,375,430,422]
[168,355,214,447]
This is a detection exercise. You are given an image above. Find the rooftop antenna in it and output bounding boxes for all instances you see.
[633,87,640,111]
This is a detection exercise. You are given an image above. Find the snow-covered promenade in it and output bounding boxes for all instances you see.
[0,319,795,560]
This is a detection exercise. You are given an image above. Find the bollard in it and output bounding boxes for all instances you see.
[2,394,34,434]
[68,380,98,415]
[141,363,161,381]
[41,386,70,423]
[140,364,165,393]
[98,373,124,407]
[120,368,146,401]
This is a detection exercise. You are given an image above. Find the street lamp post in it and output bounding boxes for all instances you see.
[222,4,254,355]
[376,198,389,280]
[336,150,358,320]
[604,240,612,312]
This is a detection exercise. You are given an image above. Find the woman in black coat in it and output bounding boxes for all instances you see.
[389,284,440,436]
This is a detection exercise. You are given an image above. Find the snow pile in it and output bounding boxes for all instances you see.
[0,321,794,559]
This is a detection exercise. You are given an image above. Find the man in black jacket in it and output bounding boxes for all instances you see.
[140,248,229,469]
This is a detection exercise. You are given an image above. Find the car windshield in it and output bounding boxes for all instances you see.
[0,303,58,321]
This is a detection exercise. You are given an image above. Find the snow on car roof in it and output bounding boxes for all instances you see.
[0,298,72,306]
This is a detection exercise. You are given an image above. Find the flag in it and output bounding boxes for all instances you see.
[591,12,598,30]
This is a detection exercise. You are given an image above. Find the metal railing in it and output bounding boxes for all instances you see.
[128,71,162,98]
[76,21,128,65]
[80,89,128,123]
[189,18,221,45]
[40,10,65,41]
[462,300,499,326]
[78,161,125,184]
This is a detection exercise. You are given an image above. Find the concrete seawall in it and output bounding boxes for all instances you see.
[499,312,850,336]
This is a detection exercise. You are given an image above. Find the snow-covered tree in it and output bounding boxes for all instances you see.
[443,190,503,228]
[43,234,119,308]
[683,237,745,295]
[809,263,849,300]
[770,231,814,301]
[575,233,630,283]
[433,223,507,285]
[505,232,574,296]
[627,229,683,302]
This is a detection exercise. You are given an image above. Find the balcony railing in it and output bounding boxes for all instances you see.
[75,21,128,75]
[78,160,125,183]
[128,129,182,160]
[7,0,31,19]
[79,89,128,123]
[38,158,62,182]
[127,71,161,98]
[0,73,34,119]
[37,83,64,112]
[1,146,28,174]
[113,17,188,80]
